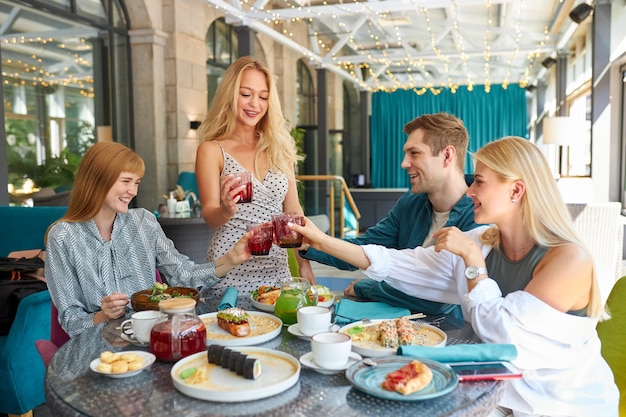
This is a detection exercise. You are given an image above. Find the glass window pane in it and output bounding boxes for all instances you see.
[76,0,107,23]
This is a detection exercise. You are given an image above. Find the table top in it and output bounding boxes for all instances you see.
[156,213,207,225]
[45,297,504,417]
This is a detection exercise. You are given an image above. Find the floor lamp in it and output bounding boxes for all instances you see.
[542,116,579,178]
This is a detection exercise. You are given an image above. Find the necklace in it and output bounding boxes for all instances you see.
[505,241,534,261]
[232,134,258,144]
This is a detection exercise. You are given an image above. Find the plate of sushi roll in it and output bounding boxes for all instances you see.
[339,317,446,358]
[171,345,300,402]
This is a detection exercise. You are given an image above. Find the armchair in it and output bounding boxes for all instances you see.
[0,290,51,415]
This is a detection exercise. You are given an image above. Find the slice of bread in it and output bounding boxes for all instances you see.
[217,308,251,337]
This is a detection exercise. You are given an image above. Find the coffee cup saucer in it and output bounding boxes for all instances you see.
[288,323,334,341]
[299,351,362,375]
[120,332,148,347]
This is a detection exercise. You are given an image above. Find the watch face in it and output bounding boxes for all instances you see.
[465,266,478,279]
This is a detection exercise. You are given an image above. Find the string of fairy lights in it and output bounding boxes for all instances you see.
[2,35,95,97]
[209,0,551,94]
[1,0,553,96]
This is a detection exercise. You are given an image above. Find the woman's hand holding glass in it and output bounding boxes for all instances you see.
[220,174,246,216]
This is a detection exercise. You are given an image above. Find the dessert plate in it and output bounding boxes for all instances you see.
[90,351,156,379]
[345,356,458,401]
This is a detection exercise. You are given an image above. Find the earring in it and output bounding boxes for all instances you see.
[511,198,516,203]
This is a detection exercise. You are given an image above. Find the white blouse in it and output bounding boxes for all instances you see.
[361,227,618,416]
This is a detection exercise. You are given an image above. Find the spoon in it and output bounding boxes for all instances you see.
[362,358,377,367]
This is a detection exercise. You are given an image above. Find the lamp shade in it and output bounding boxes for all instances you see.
[542,117,581,146]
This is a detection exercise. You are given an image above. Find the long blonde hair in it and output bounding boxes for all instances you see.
[49,142,145,230]
[474,137,605,318]
[197,56,301,175]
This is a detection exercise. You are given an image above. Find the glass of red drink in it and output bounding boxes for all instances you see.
[231,172,253,203]
[246,223,274,255]
[271,213,304,248]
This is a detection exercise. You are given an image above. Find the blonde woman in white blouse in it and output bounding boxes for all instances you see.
[290,137,618,417]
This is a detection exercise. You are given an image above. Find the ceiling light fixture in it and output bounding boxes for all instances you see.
[569,3,593,24]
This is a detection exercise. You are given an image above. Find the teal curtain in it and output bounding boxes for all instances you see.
[370,85,527,188]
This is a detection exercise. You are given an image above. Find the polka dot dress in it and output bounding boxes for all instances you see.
[204,149,292,298]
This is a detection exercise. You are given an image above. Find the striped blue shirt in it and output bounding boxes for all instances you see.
[45,208,220,336]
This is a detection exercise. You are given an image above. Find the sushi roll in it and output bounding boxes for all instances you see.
[235,353,247,375]
[395,317,416,346]
[207,344,224,364]
[220,347,232,367]
[228,350,243,372]
[378,320,398,348]
[243,356,262,380]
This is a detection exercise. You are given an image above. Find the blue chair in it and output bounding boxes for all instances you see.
[0,290,51,415]
[177,171,199,200]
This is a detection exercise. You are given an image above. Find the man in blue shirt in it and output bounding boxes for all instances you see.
[299,112,481,317]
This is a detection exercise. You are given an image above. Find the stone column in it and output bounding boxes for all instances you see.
[129,28,169,210]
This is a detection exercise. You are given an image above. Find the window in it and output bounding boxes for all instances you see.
[1,0,132,197]
[296,59,315,126]
[205,18,266,107]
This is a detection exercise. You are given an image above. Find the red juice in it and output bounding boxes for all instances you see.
[248,239,272,255]
[236,181,253,203]
[150,321,206,362]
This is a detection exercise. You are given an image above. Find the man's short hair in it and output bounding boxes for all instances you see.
[403,112,468,171]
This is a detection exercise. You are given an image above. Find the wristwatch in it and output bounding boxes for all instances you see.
[464,266,488,279]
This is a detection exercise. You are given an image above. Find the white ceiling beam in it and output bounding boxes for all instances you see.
[245,0,513,20]
[203,0,366,89]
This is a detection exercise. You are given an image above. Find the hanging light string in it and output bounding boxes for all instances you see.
[501,0,526,90]
[449,0,470,93]
[2,36,95,97]
[483,0,492,92]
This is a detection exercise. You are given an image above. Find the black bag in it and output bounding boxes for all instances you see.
[0,255,45,280]
[0,255,47,335]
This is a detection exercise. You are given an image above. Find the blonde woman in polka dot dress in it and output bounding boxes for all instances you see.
[195,56,315,299]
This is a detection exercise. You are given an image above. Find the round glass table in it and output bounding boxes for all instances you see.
[45,297,504,417]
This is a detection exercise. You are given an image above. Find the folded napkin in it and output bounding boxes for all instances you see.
[334,298,411,325]
[217,287,238,311]
[398,343,518,363]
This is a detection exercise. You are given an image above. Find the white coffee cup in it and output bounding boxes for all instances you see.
[120,310,163,343]
[311,331,352,369]
[297,305,331,336]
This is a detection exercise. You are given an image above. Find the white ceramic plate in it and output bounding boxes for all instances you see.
[339,320,447,358]
[90,351,156,378]
[250,296,275,312]
[171,347,300,402]
[250,292,335,312]
[299,351,362,375]
[199,311,282,346]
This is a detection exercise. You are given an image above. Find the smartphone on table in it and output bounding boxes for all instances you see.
[448,361,523,382]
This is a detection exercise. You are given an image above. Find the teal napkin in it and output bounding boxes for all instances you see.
[398,343,518,363]
[334,299,410,325]
[218,287,238,311]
